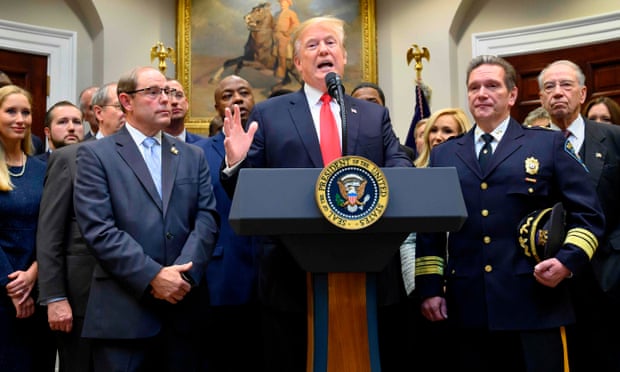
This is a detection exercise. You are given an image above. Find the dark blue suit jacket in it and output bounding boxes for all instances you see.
[223,89,412,311]
[416,119,605,330]
[582,119,620,256]
[186,131,205,145]
[74,126,219,339]
[193,132,260,306]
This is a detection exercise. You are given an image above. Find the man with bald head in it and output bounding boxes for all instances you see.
[193,74,262,370]
[74,66,219,371]
[213,75,255,130]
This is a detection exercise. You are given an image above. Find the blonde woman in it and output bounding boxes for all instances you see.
[414,108,471,168]
[0,85,55,371]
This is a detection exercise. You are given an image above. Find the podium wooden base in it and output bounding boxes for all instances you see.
[306,272,381,372]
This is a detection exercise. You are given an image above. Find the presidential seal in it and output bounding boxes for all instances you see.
[315,156,389,230]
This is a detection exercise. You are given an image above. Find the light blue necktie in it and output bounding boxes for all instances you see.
[142,137,162,198]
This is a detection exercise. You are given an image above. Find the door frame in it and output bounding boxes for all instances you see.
[473,11,620,58]
[0,19,77,108]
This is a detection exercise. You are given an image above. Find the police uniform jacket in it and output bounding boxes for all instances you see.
[415,118,605,330]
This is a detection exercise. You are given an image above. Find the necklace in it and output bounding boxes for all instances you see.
[7,152,27,178]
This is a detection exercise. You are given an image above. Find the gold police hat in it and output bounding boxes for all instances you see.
[517,203,566,263]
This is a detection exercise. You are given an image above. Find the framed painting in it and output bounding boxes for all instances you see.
[176,0,377,133]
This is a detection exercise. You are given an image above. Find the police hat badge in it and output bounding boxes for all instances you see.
[517,203,566,263]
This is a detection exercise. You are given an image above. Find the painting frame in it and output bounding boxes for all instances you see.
[176,0,377,133]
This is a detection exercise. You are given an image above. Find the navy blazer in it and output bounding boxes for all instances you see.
[74,126,219,339]
[416,119,605,330]
[582,119,620,254]
[186,131,205,145]
[193,132,260,306]
[223,89,412,311]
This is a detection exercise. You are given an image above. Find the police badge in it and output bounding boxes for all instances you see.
[315,156,389,230]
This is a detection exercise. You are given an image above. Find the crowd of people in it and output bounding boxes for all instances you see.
[1,13,620,372]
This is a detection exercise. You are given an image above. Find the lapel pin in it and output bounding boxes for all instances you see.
[171,146,179,155]
[595,152,602,159]
[351,108,358,114]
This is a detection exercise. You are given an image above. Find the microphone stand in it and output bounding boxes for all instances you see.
[335,84,347,156]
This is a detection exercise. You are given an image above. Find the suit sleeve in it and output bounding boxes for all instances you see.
[36,150,73,303]
[552,131,606,274]
[414,231,448,299]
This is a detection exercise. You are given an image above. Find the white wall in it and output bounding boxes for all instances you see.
[92,0,177,84]
[0,0,618,139]
[0,0,92,101]
[377,0,620,140]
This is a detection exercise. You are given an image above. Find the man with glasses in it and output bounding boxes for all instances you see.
[91,82,126,139]
[415,55,604,371]
[540,60,620,372]
[79,86,99,139]
[73,66,219,371]
[163,78,204,143]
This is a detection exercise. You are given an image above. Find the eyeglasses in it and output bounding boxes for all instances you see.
[101,103,122,110]
[542,80,578,93]
[125,86,177,99]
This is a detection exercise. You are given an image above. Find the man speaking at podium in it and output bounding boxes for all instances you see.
[222,16,411,371]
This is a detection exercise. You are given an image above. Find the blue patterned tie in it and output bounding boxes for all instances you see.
[142,137,161,198]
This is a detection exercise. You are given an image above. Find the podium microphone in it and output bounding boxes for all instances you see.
[325,72,347,156]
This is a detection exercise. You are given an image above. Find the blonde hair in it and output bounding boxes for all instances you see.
[414,108,471,168]
[0,85,34,191]
[292,16,345,58]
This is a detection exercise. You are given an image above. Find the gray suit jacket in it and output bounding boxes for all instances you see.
[37,141,95,317]
[74,126,219,339]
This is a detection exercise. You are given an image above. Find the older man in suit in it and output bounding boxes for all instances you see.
[415,55,604,372]
[74,66,219,372]
[222,16,411,371]
[540,59,620,372]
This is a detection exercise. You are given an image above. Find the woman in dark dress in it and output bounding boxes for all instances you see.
[0,85,55,371]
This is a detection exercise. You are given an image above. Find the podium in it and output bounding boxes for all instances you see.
[230,167,467,371]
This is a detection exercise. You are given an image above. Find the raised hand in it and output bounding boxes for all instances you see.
[223,104,258,167]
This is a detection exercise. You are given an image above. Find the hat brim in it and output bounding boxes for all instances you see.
[518,202,566,263]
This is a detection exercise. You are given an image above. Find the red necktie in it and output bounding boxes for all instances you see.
[320,93,341,164]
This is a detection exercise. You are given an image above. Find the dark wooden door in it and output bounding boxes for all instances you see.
[504,39,620,123]
[0,48,48,139]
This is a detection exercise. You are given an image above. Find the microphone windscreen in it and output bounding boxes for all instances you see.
[325,72,340,99]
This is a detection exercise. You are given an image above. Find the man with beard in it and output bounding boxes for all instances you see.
[37,101,84,161]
